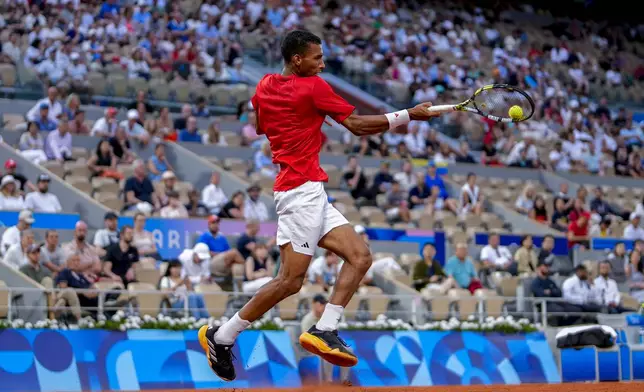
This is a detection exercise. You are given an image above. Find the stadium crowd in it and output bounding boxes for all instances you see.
[0,0,643,324]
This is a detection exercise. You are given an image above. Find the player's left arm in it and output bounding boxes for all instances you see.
[250,95,265,135]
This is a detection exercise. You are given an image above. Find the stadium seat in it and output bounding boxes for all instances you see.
[197,283,229,319]
[0,280,8,319]
[128,282,164,317]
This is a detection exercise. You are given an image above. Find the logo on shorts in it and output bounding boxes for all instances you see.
[300,242,310,249]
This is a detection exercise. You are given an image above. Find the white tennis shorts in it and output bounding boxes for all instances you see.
[274,181,348,256]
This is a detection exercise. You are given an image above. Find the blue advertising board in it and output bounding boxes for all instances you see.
[0,211,80,230]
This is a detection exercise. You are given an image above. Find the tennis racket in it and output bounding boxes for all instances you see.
[426,84,535,123]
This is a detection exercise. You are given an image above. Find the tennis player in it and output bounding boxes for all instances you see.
[198,30,440,381]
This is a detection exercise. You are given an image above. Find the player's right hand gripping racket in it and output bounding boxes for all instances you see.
[426,84,535,123]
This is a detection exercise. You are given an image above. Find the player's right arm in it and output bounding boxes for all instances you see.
[311,77,441,136]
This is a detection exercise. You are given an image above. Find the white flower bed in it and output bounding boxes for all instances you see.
[0,312,539,333]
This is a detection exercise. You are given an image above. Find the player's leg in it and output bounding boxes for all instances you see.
[299,202,372,367]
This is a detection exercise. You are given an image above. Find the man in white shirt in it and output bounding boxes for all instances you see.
[307,250,341,289]
[120,109,150,144]
[67,52,88,88]
[24,174,62,213]
[480,233,517,287]
[562,264,601,312]
[243,184,269,222]
[178,242,212,287]
[27,87,63,123]
[93,212,120,249]
[506,138,539,166]
[24,5,47,30]
[1,210,34,256]
[403,122,426,157]
[45,117,73,161]
[624,212,644,241]
[393,160,417,192]
[36,50,66,86]
[91,107,119,137]
[201,172,228,214]
[1,32,21,64]
[2,229,35,270]
[593,261,633,313]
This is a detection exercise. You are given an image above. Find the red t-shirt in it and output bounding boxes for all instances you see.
[567,221,588,248]
[251,74,355,191]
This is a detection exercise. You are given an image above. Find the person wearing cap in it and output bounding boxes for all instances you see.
[301,294,328,335]
[45,114,73,162]
[0,175,26,211]
[32,101,58,132]
[3,229,36,270]
[243,183,269,222]
[27,87,63,124]
[91,107,119,137]
[103,225,140,286]
[178,242,213,287]
[93,212,120,249]
[624,212,644,241]
[120,109,150,145]
[0,210,34,256]
[147,144,175,182]
[197,215,245,286]
[158,171,178,206]
[160,190,189,218]
[2,159,33,193]
[24,174,62,213]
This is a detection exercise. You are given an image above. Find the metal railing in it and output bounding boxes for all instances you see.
[0,286,637,328]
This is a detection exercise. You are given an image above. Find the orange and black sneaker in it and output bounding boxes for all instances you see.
[198,325,237,381]
[299,326,358,367]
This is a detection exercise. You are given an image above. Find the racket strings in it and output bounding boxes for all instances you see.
[473,89,534,120]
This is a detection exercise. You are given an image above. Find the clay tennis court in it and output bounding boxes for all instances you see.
[147,382,643,392]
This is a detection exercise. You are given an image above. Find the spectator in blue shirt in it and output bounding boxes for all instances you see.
[98,0,120,19]
[192,96,210,118]
[444,243,483,295]
[178,117,202,143]
[424,162,448,198]
[197,16,220,42]
[167,12,189,41]
[35,103,57,131]
[197,215,245,285]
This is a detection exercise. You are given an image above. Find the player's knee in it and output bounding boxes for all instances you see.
[349,246,372,274]
[277,276,304,297]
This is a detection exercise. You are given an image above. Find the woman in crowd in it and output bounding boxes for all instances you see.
[159,260,209,319]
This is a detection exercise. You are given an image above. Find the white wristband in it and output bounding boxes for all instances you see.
[385,109,410,130]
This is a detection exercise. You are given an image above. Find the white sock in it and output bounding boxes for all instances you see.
[214,313,251,345]
[315,303,344,331]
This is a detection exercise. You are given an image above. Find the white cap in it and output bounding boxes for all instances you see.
[354,225,366,235]
[630,212,641,221]
[70,52,80,60]
[127,109,139,120]
[18,209,35,224]
[161,171,176,180]
[0,175,17,189]
[193,243,211,260]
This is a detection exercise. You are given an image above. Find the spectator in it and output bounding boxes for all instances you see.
[19,244,50,284]
[156,107,177,141]
[624,212,644,241]
[244,184,269,222]
[553,183,574,213]
[537,235,557,268]
[0,175,25,210]
[514,184,535,215]
[625,249,644,303]
[178,116,202,143]
[178,242,212,288]
[67,53,89,92]
[254,142,277,178]
[147,143,174,182]
[562,264,602,313]
[343,155,368,200]
[531,261,578,326]
[197,215,244,283]
[241,111,262,147]
[186,189,209,217]
[160,190,189,218]
[236,220,260,260]
[480,233,517,287]
[300,294,327,332]
[529,195,548,224]
[393,160,416,192]
[455,141,476,163]
[62,221,102,275]
[202,120,227,146]
[33,102,58,132]
[589,216,613,237]
[218,190,245,219]
[370,161,394,198]
[123,160,160,212]
[40,230,65,273]
[24,174,61,213]
[202,172,227,215]
[19,121,48,164]
[27,86,62,123]
[567,212,591,250]
[594,261,632,314]
[308,250,341,290]
[445,243,483,295]
[243,242,274,294]
[458,173,483,216]
[514,235,538,275]
[424,162,449,199]
[88,139,122,180]
[551,198,571,232]
[127,48,151,80]
[1,210,34,256]
[3,159,32,192]
[590,187,623,221]
[103,226,139,286]
[109,127,136,164]
[173,105,192,132]
[158,171,178,206]
[91,107,119,137]
[408,172,431,211]
[132,213,158,259]
[384,180,410,223]
[192,96,210,118]
[44,115,73,161]
[412,243,452,292]
[568,198,589,223]
[160,260,209,319]
[2,229,35,270]
[93,212,120,250]
[121,109,150,145]
[55,254,100,313]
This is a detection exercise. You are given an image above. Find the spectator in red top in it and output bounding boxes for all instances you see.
[567,198,587,223]
[567,212,590,250]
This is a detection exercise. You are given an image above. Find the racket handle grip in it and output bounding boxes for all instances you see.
[426,105,456,114]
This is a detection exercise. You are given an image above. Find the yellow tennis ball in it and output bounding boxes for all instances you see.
[509,105,523,120]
